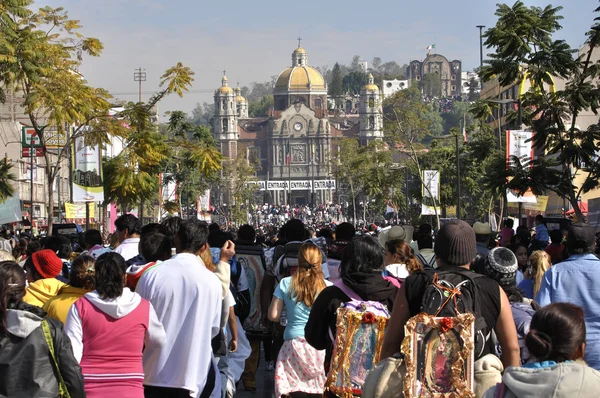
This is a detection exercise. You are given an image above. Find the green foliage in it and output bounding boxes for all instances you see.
[248,95,273,118]
[224,152,259,226]
[481,1,600,220]
[342,71,369,95]
[419,73,442,98]
[329,63,344,98]
[0,159,16,204]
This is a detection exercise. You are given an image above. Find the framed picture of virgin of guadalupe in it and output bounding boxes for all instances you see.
[401,313,475,397]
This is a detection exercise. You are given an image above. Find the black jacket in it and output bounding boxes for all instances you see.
[0,302,85,398]
[305,272,397,370]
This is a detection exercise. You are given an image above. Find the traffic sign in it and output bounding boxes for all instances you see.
[21,147,44,157]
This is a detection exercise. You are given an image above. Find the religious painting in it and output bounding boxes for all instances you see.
[401,313,475,398]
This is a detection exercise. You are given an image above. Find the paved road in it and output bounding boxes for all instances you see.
[234,350,274,398]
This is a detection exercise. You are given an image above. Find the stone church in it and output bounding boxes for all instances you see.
[213,44,383,206]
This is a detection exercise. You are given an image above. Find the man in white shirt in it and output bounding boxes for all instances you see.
[137,219,234,398]
[113,213,142,262]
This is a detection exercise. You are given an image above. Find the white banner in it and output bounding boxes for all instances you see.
[506,130,534,167]
[252,180,336,191]
[314,180,336,190]
[423,170,439,200]
[72,135,104,202]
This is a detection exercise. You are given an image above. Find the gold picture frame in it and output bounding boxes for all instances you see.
[401,313,475,397]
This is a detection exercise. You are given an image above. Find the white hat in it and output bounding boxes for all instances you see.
[473,222,492,235]
[378,225,407,247]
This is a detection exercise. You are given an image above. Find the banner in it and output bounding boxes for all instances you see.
[65,202,95,222]
[506,130,534,167]
[198,189,211,212]
[252,180,336,191]
[72,135,104,202]
[422,170,439,216]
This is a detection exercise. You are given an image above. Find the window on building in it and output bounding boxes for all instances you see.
[451,75,456,80]
[222,100,226,110]
[386,82,393,88]
[451,85,457,91]
[223,118,228,131]
[369,98,375,108]
[369,116,375,129]
[315,98,322,109]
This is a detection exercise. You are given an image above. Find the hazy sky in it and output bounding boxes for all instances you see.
[40,0,599,119]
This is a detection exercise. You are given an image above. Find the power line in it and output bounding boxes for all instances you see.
[110,88,215,96]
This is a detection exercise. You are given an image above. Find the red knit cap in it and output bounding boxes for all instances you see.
[31,249,64,279]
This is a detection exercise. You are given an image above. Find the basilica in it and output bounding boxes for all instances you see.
[213,44,383,206]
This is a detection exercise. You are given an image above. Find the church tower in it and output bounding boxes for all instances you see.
[214,71,238,158]
[235,84,249,119]
[359,73,383,145]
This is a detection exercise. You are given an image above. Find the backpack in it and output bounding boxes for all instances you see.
[420,269,491,359]
[229,256,251,323]
[325,280,390,397]
[416,253,436,269]
[273,242,303,280]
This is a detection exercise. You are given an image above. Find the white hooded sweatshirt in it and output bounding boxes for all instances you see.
[483,361,600,398]
[64,287,165,362]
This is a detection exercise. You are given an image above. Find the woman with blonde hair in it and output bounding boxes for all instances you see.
[518,250,551,300]
[268,241,330,398]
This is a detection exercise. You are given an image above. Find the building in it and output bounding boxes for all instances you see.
[213,44,383,206]
[382,79,409,98]
[407,54,462,97]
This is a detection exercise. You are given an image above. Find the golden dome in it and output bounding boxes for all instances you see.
[364,83,379,92]
[294,46,307,54]
[236,95,246,103]
[275,66,326,91]
[218,86,234,94]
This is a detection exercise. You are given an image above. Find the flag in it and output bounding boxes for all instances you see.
[426,44,436,50]
[462,126,468,142]
[285,141,291,166]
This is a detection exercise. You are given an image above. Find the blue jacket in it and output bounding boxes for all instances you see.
[511,301,536,364]
[536,254,600,370]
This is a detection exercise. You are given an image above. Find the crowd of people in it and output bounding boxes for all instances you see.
[1,212,600,398]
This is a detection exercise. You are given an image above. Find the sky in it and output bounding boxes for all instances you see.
[40,0,599,120]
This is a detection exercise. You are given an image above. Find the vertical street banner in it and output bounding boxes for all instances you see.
[72,135,104,202]
[506,130,534,168]
[421,170,440,216]
[197,189,211,222]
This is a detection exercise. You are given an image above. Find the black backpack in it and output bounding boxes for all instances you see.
[420,269,492,359]
[229,257,251,323]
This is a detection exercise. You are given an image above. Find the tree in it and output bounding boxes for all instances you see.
[163,112,221,218]
[190,102,214,126]
[329,63,344,101]
[103,64,196,216]
[467,77,480,101]
[0,3,128,233]
[224,152,259,226]
[383,87,441,228]
[419,73,442,98]
[349,55,362,72]
[248,95,273,117]
[481,1,600,221]
[0,159,16,203]
[342,71,369,95]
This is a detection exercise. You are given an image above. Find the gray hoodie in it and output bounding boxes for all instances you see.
[483,362,600,398]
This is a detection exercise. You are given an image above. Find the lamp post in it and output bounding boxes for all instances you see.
[431,134,461,219]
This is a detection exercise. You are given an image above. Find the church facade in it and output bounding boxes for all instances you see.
[213,45,383,206]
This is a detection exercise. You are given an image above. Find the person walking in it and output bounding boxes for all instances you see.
[113,214,142,262]
[0,261,85,397]
[268,242,330,398]
[22,249,66,307]
[536,223,600,370]
[64,252,165,398]
[137,219,233,398]
[484,303,600,397]
[518,250,551,300]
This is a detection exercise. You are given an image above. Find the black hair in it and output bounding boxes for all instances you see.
[549,229,563,245]
[208,223,221,233]
[503,219,514,228]
[335,222,356,242]
[285,219,307,242]
[94,252,127,299]
[140,230,171,262]
[115,214,142,236]
[339,235,384,278]
[84,229,103,248]
[177,219,209,254]
[44,236,72,260]
[237,224,256,243]
[23,256,42,281]
[526,303,586,362]
[69,255,96,290]
[475,233,490,243]
[417,234,433,250]
[503,284,524,304]
[160,217,182,249]
[317,228,333,241]
[141,223,161,236]
[535,214,545,224]
[208,230,232,248]
[0,261,26,336]
[26,240,41,257]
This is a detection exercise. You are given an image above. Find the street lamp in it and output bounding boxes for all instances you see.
[431,135,461,219]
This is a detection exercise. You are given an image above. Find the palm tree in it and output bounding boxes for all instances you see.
[0,160,16,203]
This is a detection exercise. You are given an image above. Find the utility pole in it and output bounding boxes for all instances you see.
[476,25,485,68]
[134,67,147,221]
[134,67,146,103]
